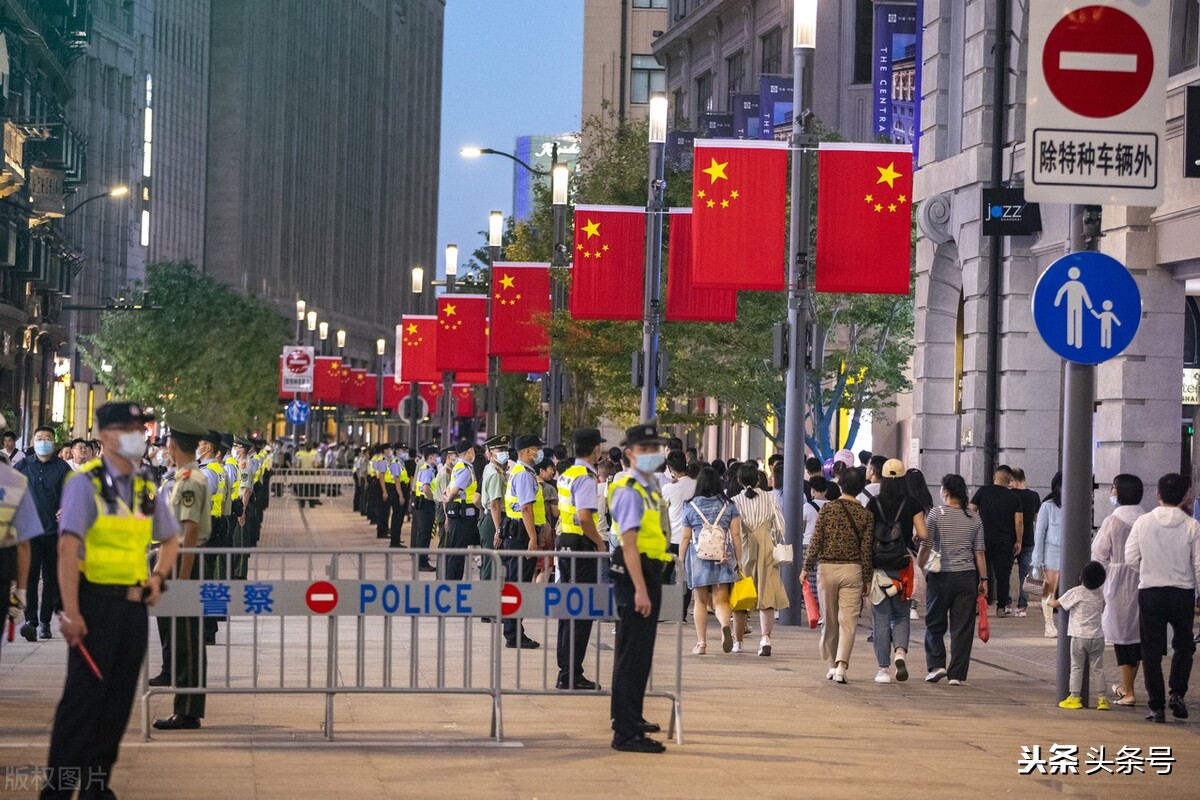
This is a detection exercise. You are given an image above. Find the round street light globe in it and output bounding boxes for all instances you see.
[460,147,483,158]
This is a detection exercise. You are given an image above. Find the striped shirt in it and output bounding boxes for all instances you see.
[924,505,985,572]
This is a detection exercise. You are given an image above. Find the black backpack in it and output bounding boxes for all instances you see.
[872,499,910,570]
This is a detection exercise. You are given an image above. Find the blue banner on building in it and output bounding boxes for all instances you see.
[698,112,734,139]
[665,130,696,171]
[873,2,920,156]
[731,93,760,139]
[758,76,793,141]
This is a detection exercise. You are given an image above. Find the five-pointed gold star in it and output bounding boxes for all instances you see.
[874,203,883,212]
[443,303,456,316]
[730,190,739,199]
[406,323,418,334]
[876,161,902,188]
[888,204,897,213]
[583,251,591,258]
[706,199,715,208]
[602,244,609,251]
[594,250,602,259]
[697,189,707,199]
[701,157,729,183]
[576,243,584,251]
[897,194,907,204]
[581,218,601,238]
[864,194,874,203]
[721,199,730,208]
[499,274,515,290]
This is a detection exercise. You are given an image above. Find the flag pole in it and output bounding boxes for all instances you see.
[640,95,668,422]
[780,1,817,627]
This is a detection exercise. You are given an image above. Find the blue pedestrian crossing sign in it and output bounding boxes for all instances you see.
[285,400,310,426]
[1031,252,1141,365]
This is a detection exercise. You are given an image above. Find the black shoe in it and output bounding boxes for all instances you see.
[1146,709,1166,723]
[38,623,51,640]
[204,632,216,645]
[152,713,201,730]
[19,622,36,642]
[148,672,171,687]
[418,564,437,573]
[612,734,666,753]
[556,677,599,691]
[480,616,494,623]
[1169,693,1189,719]
[505,638,540,649]
[636,720,661,734]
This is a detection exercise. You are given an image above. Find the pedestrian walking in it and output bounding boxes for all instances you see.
[16,426,71,642]
[731,464,788,657]
[801,468,873,683]
[609,422,672,753]
[661,450,698,619]
[919,474,987,686]
[865,459,924,683]
[41,402,180,799]
[555,428,606,691]
[904,468,936,620]
[1050,560,1109,711]
[1010,468,1041,617]
[1124,473,1200,723]
[680,466,741,655]
[1090,473,1145,705]
[1032,473,1064,638]
[970,466,1024,616]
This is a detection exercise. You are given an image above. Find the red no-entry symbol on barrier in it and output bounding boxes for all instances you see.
[285,349,312,375]
[306,581,338,614]
[1043,5,1153,119]
[500,583,522,616]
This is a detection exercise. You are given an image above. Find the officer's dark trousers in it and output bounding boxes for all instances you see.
[1139,587,1197,713]
[25,533,60,627]
[203,519,231,641]
[365,481,381,523]
[353,478,363,513]
[230,518,249,580]
[412,502,435,567]
[611,558,663,743]
[388,488,406,547]
[443,514,478,580]
[556,537,598,685]
[43,586,147,800]
[478,512,498,580]
[501,522,537,644]
[155,561,207,718]
[376,485,393,538]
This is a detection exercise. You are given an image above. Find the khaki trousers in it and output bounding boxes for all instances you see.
[818,562,864,667]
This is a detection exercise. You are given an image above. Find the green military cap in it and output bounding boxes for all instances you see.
[233,435,253,447]
[484,434,510,449]
[440,445,456,455]
[163,412,208,437]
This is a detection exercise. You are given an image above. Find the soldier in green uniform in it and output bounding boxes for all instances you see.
[478,435,510,582]
[152,413,211,730]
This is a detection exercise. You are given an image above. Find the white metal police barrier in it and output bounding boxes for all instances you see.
[271,468,355,502]
[144,547,685,745]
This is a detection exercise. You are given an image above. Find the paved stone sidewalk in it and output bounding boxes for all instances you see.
[1,494,1198,799]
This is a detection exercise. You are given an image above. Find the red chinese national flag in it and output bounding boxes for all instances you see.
[398,316,439,383]
[490,263,551,356]
[570,205,644,320]
[815,143,913,295]
[382,375,403,410]
[501,354,549,373]
[666,209,737,322]
[348,369,372,409]
[312,357,344,403]
[454,385,475,417]
[435,295,488,373]
[691,140,788,291]
[419,382,442,415]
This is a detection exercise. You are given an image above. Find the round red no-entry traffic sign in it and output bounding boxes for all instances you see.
[1043,5,1153,119]
[306,581,338,614]
[500,583,522,616]
[285,349,312,375]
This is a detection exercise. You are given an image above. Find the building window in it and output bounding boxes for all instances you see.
[1170,0,1200,75]
[696,72,713,117]
[672,88,686,126]
[854,0,874,84]
[633,0,667,8]
[630,54,666,104]
[761,28,782,75]
[726,51,745,95]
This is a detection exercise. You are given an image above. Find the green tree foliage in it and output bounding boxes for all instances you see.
[475,112,915,458]
[85,262,289,432]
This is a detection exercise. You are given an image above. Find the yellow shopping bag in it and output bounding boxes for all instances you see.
[729,574,758,612]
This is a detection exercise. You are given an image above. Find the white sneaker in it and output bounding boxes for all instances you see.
[826,667,836,680]
[948,678,967,686]
[692,642,707,655]
[910,607,919,620]
[875,668,891,684]
[925,668,947,683]
[731,640,743,654]
[833,666,847,684]
[758,636,772,657]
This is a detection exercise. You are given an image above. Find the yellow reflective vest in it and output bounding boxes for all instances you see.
[74,458,156,585]
[556,464,595,535]
[504,461,546,525]
[609,474,671,562]
[203,461,227,517]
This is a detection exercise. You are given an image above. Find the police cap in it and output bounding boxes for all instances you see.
[202,429,223,449]
[514,434,545,452]
[97,402,154,429]
[220,433,235,451]
[621,421,666,447]
[572,428,605,457]
[453,440,475,455]
[440,445,456,455]
[162,412,207,436]
[484,434,510,450]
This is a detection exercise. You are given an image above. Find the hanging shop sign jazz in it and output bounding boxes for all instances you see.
[281,346,315,392]
[981,188,1042,236]
[1025,1,1167,206]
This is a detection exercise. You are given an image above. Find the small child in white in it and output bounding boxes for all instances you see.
[1050,560,1108,711]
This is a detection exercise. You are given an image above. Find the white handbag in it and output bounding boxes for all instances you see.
[769,502,793,565]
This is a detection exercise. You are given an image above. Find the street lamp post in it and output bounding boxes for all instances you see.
[408,268,424,454]
[317,322,329,440]
[780,0,817,627]
[336,328,346,443]
[548,161,569,446]
[639,95,668,422]
[59,185,129,220]
[441,261,457,448]
[486,213,502,438]
[306,310,317,443]
[376,338,387,446]
[293,299,306,442]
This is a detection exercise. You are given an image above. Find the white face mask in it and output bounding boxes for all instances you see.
[495,451,509,465]
[116,431,147,461]
[1110,494,1119,508]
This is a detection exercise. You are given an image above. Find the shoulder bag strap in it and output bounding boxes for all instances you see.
[689,500,712,528]
[834,500,867,546]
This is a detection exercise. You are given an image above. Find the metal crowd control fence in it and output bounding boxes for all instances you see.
[271,468,355,502]
[144,547,684,744]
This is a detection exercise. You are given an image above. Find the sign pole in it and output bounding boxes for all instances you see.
[1055,203,1101,703]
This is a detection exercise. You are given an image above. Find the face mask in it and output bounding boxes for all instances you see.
[116,431,147,461]
[34,440,54,457]
[495,452,509,465]
[635,453,666,474]
[1110,495,1119,508]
